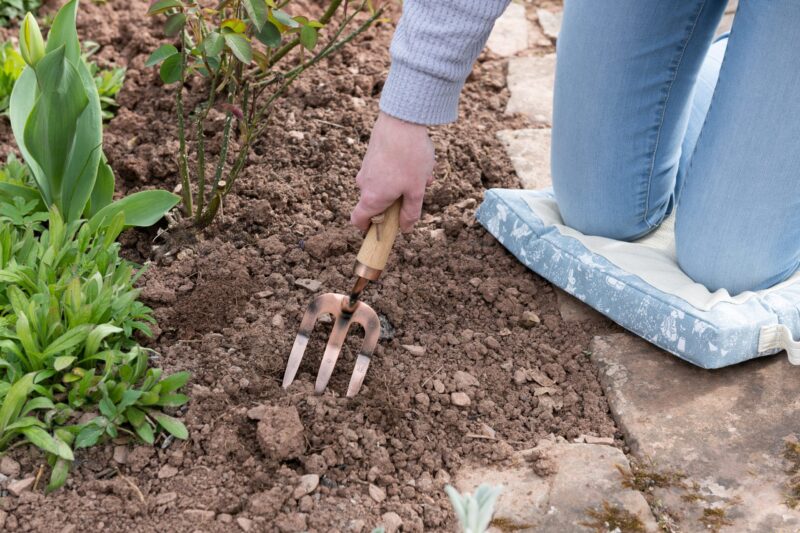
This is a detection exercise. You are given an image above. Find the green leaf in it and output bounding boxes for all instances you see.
[135,421,154,444]
[88,190,180,233]
[21,426,74,460]
[159,53,182,84]
[147,0,184,16]
[84,324,122,358]
[255,21,281,48]
[158,371,190,394]
[42,325,91,357]
[164,13,187,37]
[243,0,268,31]
[125,406,146,428]
[74,423,104,449]
[300,25,318,51]
[0,373,35,434]
[151,412,188,439]
[145,44,178,67]
[87,156,114,217]
[156,393,188,407]
[21,396,55,415]
[271,9,299,28]
[53,356,76,372]
[223,32,253,64]
[203,32,224,58]
[47,458,70,493]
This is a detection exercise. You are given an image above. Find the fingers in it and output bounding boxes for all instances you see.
[399,191,424,233]
[350,191,396,233]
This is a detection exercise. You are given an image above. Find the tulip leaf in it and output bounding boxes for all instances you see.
[88,189,180,232]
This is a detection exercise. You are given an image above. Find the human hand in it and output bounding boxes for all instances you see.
[350,111,435,233]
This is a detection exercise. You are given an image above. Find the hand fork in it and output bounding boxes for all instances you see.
[282,199,402,397]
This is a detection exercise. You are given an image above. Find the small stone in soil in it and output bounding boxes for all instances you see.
[113,445,128,465]
[246,404,267,420]
[294,278,322,292]
[520,310,541,328]
[381,512,403,533]
[271,314,285,328]
[293,474,320,499]
[0,456,21,477]
[184,509,215,521]
[433,379,446,394]
[7,477,35,497]
[415,392,430,408]
[237,517,254,532]
[451,392,471,407]
[401,344,426,356]
[453,370,479,390]
[155,492,178,506]
[369,483,386,503]
[158,464,179,479]
[256,405,306,461]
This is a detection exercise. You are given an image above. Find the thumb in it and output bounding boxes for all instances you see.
[399,192,424,233]
[351,192,396,232]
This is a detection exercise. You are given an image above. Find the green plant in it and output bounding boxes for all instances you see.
[0,203,189,492]
[92,64,125,120]
[146,0,384,227]
[0,0,40,27]
[0,42,25,113]
[445,484,503,533]
[10,1,179,226]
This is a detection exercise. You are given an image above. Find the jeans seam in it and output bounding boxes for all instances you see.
[643,0,709,229]
[676,9,736,212]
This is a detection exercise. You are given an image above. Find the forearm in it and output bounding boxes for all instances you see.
[380,0,511,125]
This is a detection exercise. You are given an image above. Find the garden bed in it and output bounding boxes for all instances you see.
[0,1,619,531]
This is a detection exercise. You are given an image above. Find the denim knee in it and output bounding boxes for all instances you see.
[676,224,800,295]
[556,187,666,242]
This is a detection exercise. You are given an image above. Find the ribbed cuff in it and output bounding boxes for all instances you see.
[379,60,463,126]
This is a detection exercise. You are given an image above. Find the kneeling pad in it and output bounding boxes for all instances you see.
[476,188,800,369]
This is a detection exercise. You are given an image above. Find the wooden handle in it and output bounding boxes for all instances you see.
[355,199,402,277]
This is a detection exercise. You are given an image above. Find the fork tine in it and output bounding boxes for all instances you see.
[345,304,382,397]
[314,312,352,394]
[283,294,340,390]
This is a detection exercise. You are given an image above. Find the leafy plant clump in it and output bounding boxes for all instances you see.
[10,2,179,227]
[0,0,40,27]
[0,202,189,492]
[147,0,384,227]
[0,42,25,112]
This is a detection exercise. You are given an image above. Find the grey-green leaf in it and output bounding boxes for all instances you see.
[223,32,253,64]
[146,44,178,67]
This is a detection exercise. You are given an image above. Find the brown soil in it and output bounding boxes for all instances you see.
[0,1,620,531]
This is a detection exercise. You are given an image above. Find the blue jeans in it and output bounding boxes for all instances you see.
[551,0,800,295]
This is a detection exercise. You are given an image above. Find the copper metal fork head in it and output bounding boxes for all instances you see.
[282,292,381,397]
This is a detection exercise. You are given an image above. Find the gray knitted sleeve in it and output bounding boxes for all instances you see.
[379,0,510,125]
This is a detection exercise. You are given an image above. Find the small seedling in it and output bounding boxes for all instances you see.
[445,483,503,533]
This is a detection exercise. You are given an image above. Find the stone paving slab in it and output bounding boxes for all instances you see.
[496,128,551,189]
[505,54,555,125]
[592,333,800,532]
[486,2,529,57]
[536,8,562,41]
[555,289,606,324]
[456,440,659,532]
